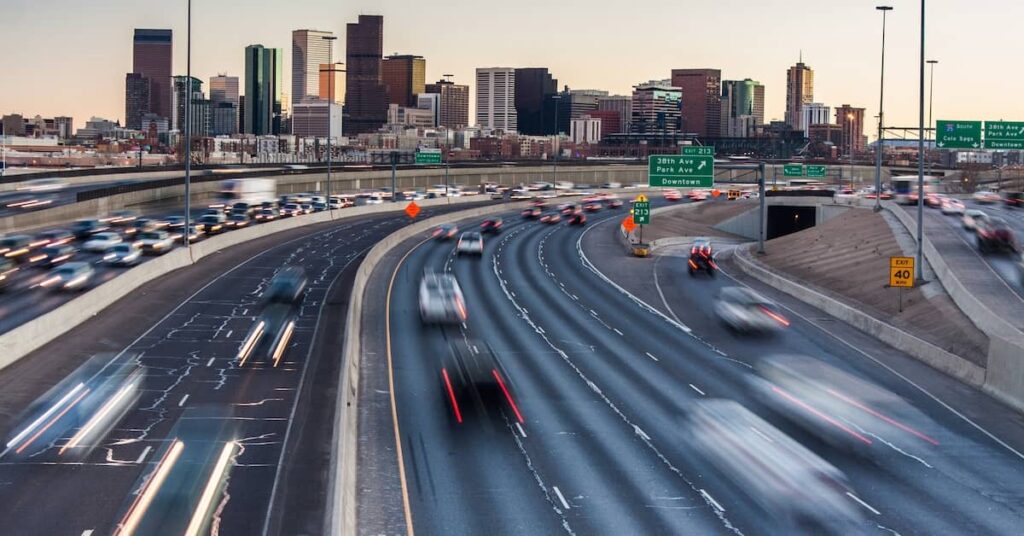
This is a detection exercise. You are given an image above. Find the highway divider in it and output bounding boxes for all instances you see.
[882,201,1024,413]
[0,196,499,371]
[731,244,987,387]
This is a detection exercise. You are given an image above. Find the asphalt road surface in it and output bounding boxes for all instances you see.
[369,198,1024,535]
[0,201,494,535]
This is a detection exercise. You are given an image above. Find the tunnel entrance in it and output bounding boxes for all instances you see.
[767,206,816,239]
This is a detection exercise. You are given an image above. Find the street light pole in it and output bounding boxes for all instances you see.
[552,94,561,183]
[927,59,938,175]
[184,0,192,254]
[323,35,337,216]
[915,0,926,281]
[874,5,893,212]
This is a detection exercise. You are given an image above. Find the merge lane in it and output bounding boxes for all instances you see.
[0,203,493,535]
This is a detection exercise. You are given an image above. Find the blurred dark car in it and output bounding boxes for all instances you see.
[567,210,587,226]
[34,229,74,248]
[255,208,279,222]
[480,218,503,234]
[0,234,36,263]
[432,223,459,241]
[225,213,251,229]
[1006,192,1024,208]
[976,217,1017,253]
[0,257,19,290]
[539,212,562,224]
[688,238,717,276]
[439,339,523,425]
[521,206,542,219]
[198,214,226,235]
[33,244,76,268]
[70,219,109,240]
[264,267,308,304]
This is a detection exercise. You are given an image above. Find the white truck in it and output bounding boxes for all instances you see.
[214,178,276,210]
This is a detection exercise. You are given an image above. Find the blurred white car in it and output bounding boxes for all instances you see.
[105,242,142,266]
[137,230,175,255]
[973,190,1001,204]
[40,262,94,291]
[833,189,858,204]
[456,232,484,256]
[940,197,966,215]
[419,272,467,324]
[82,232,123,253]
[714,286,790,333]
[962,209,988,231]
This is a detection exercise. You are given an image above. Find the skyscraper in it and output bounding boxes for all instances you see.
[630,82,682,134]
[786,59,814,132]
[382,54,426,108]
[125,73,151,130]
[721,79,765,137]
[597,95,633,134]
[475,68,517,132]
[514,68,557,135]
[172,76,210,137]
[319,63,346,104]
[210,75,239,136]
[345,15,388,135]
[425,78,470,129]
[132,29,173,121]
[210,75,239,106]
[292,30,334,107]
[802,103,831,131]
[835,104,866,155]
[671,68,722,138]
[243,45,283,135]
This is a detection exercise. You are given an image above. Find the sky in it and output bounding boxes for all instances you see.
[1,0,1020,138]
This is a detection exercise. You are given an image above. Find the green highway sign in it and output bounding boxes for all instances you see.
[984,121,1024,150]
[936,120,981,149]
[783,164,804,177]
[806,165,827,178]
[648,147,715,188]
[633,200,651,225]
[414,150,442,165]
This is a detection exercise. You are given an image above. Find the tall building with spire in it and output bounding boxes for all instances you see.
[785,54,814,132]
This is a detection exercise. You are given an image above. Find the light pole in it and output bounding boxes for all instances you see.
[915,0,926,281]
[847,112,855,191]
[552,94,561,183]
[874,5,893,211]
[926,59,938,175]
[322,35,337,215]
[184,0,192,254]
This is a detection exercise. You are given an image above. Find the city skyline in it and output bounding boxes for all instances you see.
[2,0,1021,135]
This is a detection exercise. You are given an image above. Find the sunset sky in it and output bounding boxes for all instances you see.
[2,0,1018,137]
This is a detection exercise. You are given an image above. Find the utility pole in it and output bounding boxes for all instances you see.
[184,0,193,254]
[874,5,893,211]
[915,0,926,281]
[391,151,398,202]
[323,35,337,215]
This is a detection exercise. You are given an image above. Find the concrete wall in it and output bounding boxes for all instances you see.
[883,200,1024,412]
[0,165,646,234]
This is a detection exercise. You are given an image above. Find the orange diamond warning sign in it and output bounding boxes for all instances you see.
[405,201,421,219]
[622,215,637,233]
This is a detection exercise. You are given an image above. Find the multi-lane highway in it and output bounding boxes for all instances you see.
[0,202,492,535]
[364,199,1024,535]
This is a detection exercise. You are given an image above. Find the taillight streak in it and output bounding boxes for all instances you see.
[115,439,185,536]
[492,370,524,423]
[771,386,872,445]
[441,368,463,423]
[825,388,939,445]
[759,306,790,327]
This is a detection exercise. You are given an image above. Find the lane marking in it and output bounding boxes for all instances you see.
[846,492,881,515]
[205,357,215,367]
[717,259,1024,462]
[552,485,571,510]
[700,489,724,512]
[177,394,189,407]
[645,352,659,362]
[385,236,434,536]
[612,328,624,336]
[688,384,705,396]
[134,446,152,464]
[653,253,687,327]
[515,422,528,438]
[748,426,773,444]
[81,531,94,536]
[633,425,651,441]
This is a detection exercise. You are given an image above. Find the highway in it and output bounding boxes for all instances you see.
[366,198,1024,535]
[0,201,493,535]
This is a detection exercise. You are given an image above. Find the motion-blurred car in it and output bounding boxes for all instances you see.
[567,210,587,226]
[82,232,123,253]
[687,398,863,532]
[834,189,858,204]
[714,286,790,333]
[281,203,302,217]
[225,213,251,229]
[558,203,578,216]
[456,232,484,256]
[34,229,74,248]
[1005,192,1023,208]
[176,224,205,243]
[40,261,94,291]
[436,340,524,428]
[606,196,624,209]
[71,219,110,240]
[962,209,988,231]
[255,208,279,222]
[924,193,943,208]
[583,199,603,211]
[976,217,1017,253]
[480,218,503,234]
[109,210,138,225]
[688,238,716,277]
[198,214,226,235]
[300,203,314,214]
[312,201,328,212]
[539,212,562,224]
[237,267,308,367]
[104,242,142,267]
[663,189,682,201]
[0,258,17,290]
[164,215,186,231]
[521,206,542,219]
[602,181,623,189]
[231,202,255,216]
[973,190,1001,204]
[433,223,459,240]
[32,244,76,268]
[940,197,966,215]
[137,230,174,255]
[419,272,467,324]
[0,235,35,263]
